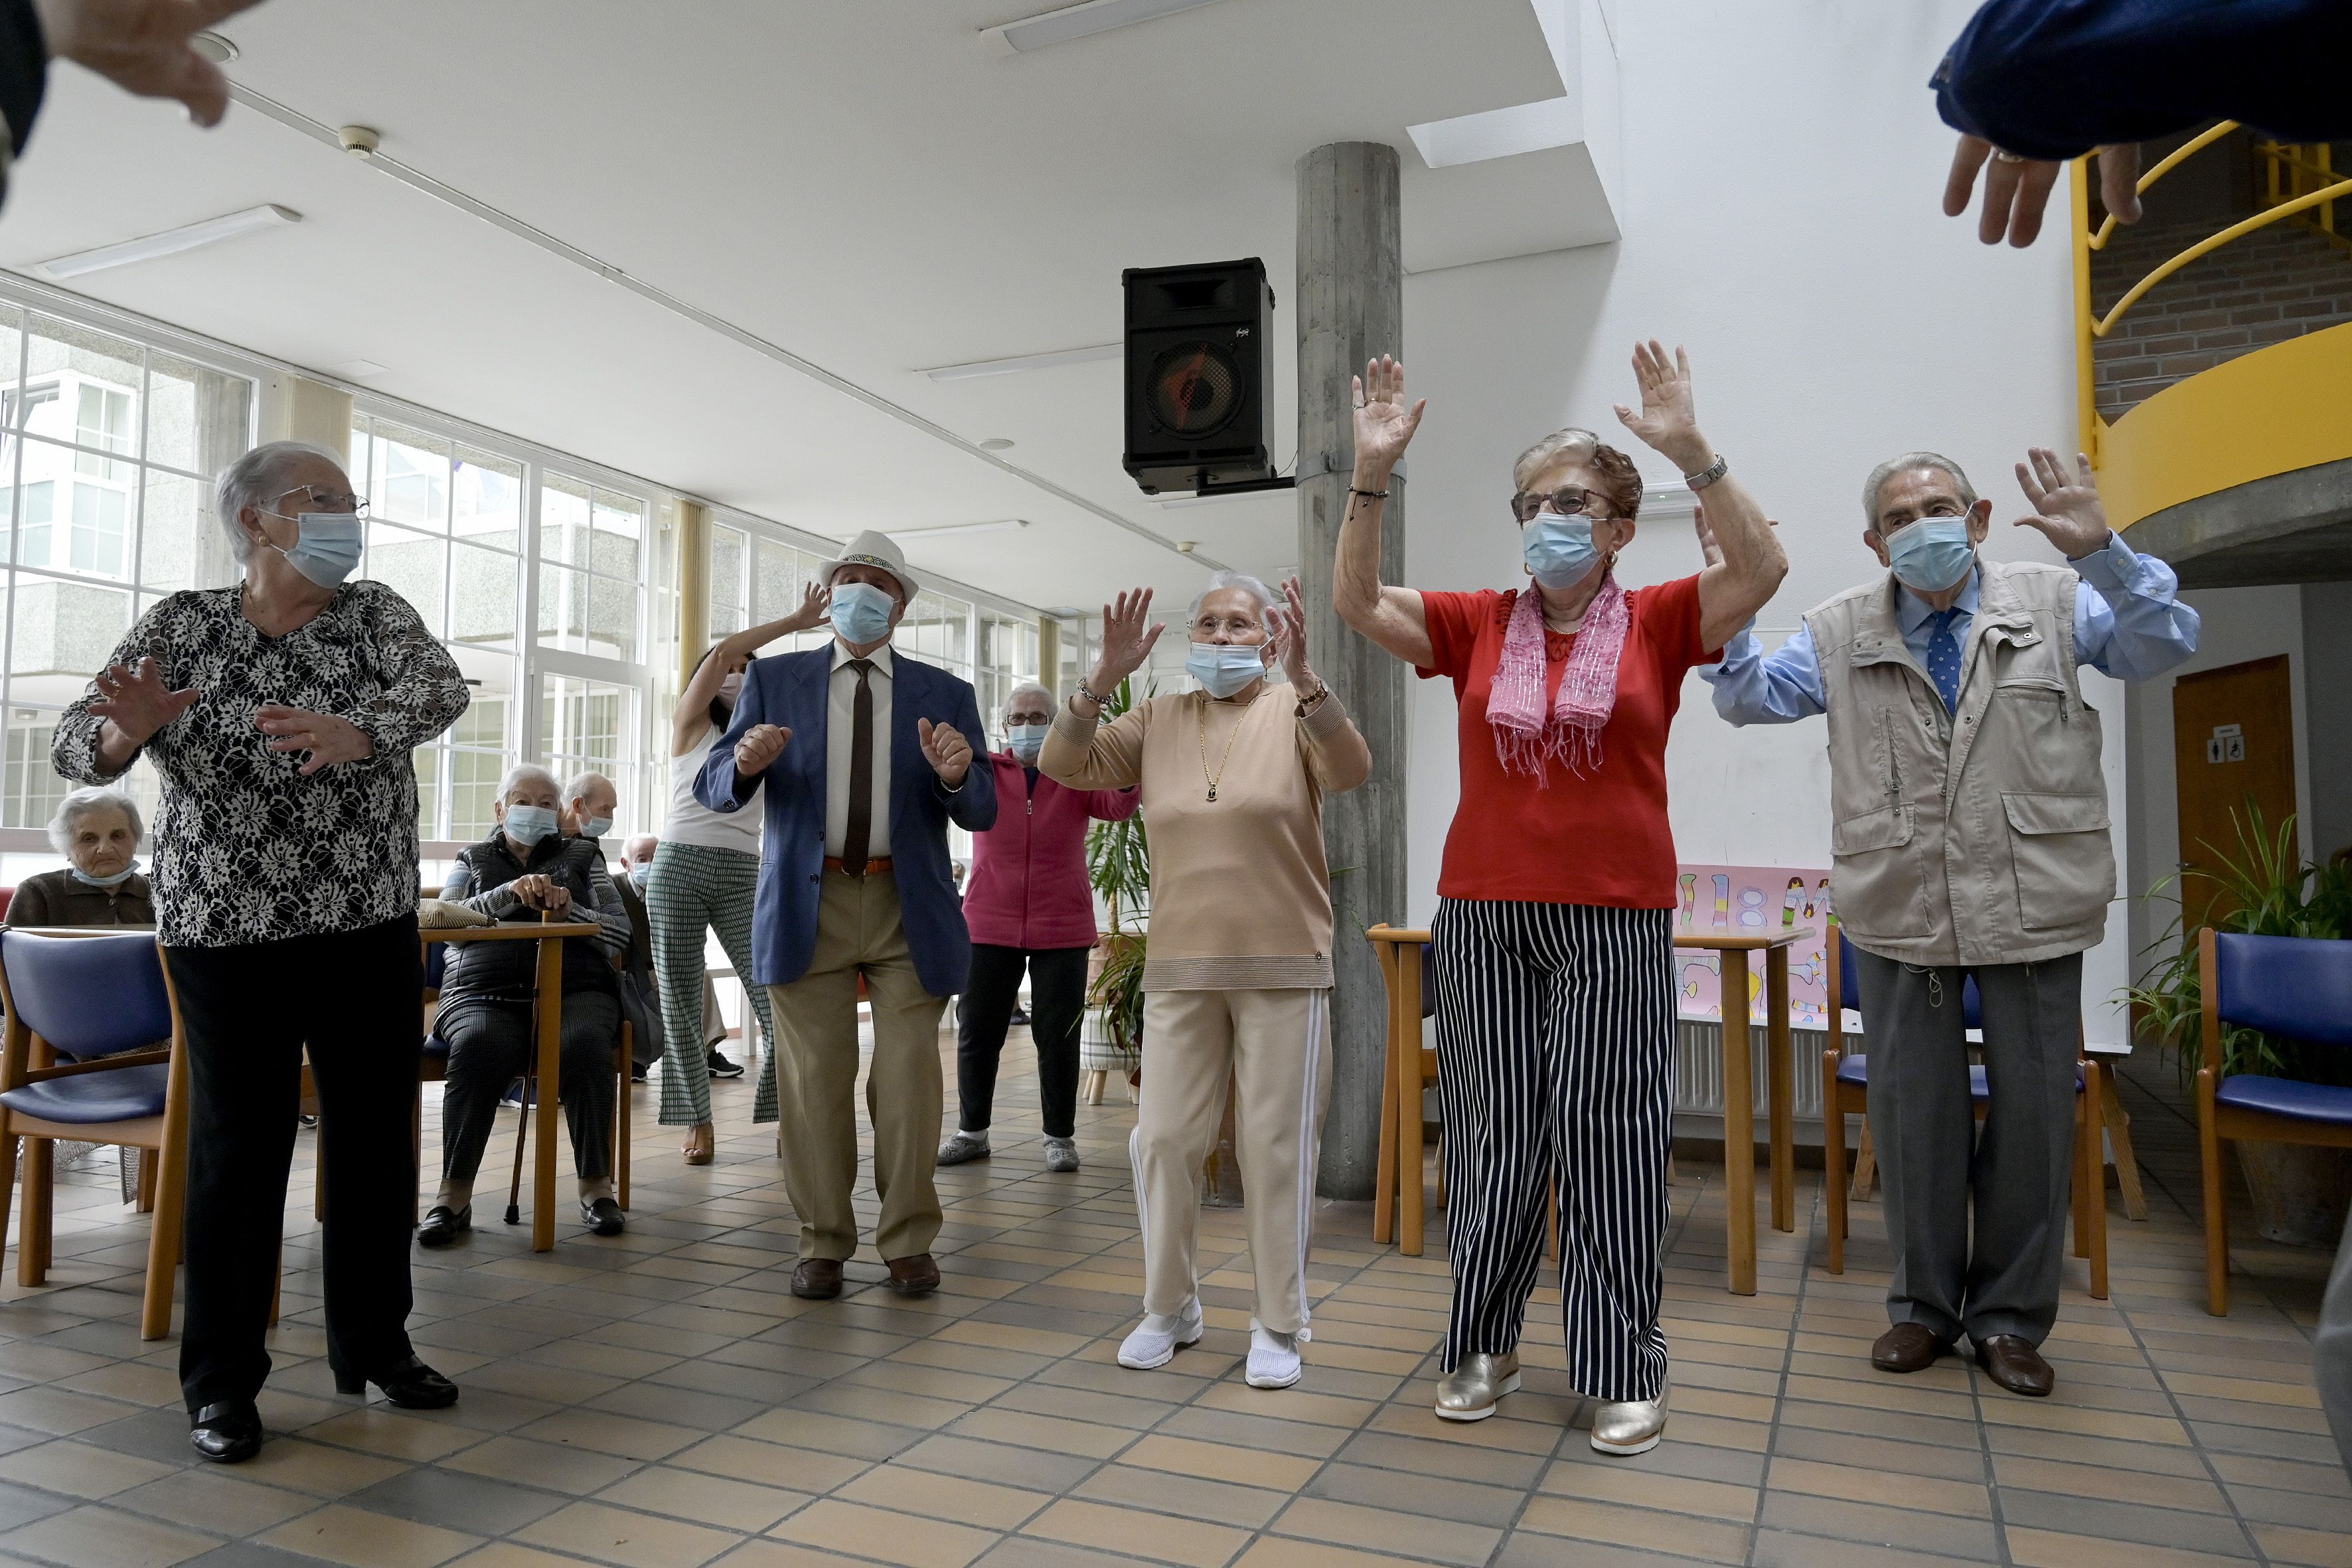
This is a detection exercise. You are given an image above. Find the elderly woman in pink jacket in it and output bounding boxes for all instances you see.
[938,680,1138,1173]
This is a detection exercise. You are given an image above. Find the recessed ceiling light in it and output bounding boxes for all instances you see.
[189,31,238,64]
[33,203,300,279]
[980,0,1235,55]
[978,437,1016,451]
[884,518,1032,540]
[922,343,1121,382]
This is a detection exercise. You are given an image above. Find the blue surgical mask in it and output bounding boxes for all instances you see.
[1187,643,1268,699]
[1522,510,1602,590]
[580,817,613,839]
[70,859,140,889]
[829,581,896,646]
[504,805,560,846]
[628,864,650,890]
[1006,722,1048,763]
[1885,516,1978,593]
[273,512,365,589]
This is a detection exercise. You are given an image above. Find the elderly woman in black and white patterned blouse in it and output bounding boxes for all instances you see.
[54,439,470,1466]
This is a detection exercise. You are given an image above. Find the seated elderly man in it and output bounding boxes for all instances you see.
[561,771,618,846]
[423,763,633,1244]
[9,786,155,927]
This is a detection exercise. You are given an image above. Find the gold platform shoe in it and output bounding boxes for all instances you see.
[1589,1374,1669,1456]
[1433,1352,1520,1423]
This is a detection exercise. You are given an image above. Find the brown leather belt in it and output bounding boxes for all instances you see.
[823,856,892,877]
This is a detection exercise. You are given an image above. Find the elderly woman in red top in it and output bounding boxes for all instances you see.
[1334,345,1784,1455]
[937,680,1138,1174]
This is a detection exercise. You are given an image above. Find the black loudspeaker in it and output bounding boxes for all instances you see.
[1122,258,1277,495]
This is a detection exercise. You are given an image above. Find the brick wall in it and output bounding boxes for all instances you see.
[2090,216,2352,422]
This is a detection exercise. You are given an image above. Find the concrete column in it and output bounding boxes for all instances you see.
[1295,141,1405,1201]
[1039,616,1061,700]
[257,372,353,464]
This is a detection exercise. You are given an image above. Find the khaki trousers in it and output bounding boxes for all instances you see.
[765,869,947,1263]
[1133,988,1332,1336]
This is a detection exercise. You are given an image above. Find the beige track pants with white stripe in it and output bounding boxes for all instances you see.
[1133,988,1333,1337]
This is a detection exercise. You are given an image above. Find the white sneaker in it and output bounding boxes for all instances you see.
[1245,1323,1301,1389]
[1117,1301,1203,1370]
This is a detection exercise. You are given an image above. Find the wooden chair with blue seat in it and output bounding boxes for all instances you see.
[2196,926,2352,1316]
[0,929,191,1340]
[1822,927,2106,1298]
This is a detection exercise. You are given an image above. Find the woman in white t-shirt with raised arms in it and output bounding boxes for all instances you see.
[651,586,828,1164]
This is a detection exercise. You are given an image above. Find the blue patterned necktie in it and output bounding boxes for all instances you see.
[1924,609,1963,714]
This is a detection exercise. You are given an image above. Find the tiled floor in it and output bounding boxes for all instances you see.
[0,1032,2342,1568]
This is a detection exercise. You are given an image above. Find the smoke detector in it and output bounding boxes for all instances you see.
[337,125,381,158]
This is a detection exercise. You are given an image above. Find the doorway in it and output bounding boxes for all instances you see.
[2170,654,2298,931]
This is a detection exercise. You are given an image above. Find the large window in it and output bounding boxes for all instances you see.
[351,414,523,844]
[0,307,254,840]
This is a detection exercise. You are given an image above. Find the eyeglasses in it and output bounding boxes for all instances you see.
[266,485,369,518]
[1510,485,1617,524]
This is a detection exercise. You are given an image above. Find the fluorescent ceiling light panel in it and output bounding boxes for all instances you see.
[921,343,1121,382]
[980,0,1234,56]
[33,203,301,279]
[884,518,1032,540]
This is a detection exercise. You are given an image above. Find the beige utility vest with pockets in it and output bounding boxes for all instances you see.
[1808,558,2112,967]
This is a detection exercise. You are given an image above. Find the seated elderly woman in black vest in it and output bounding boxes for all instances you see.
[7,786,155,929]
[422,763,632,1245]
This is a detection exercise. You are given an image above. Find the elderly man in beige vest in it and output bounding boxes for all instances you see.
[1707,447,2197,1398]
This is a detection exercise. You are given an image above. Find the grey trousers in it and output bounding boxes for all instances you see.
[1845,947,2083,1346]
[2319,1216,2352,1477]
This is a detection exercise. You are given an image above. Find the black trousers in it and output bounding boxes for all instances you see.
[437,990,620,1184]
[164,914,422,1414]
[955,943,1088,1139]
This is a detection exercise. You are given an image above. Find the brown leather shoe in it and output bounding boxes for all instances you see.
[1870,1322,1950,1374]
[790,1257,842,1300]
[1974,1334,2054,1397]
[885,1254,940,1296]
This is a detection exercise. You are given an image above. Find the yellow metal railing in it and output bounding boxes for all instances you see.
[2073,125,2352,465]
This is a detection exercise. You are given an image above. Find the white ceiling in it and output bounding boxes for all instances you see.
[1,0,1583,613]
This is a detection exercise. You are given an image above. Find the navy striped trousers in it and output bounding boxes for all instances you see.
[1433,897,1673,1402]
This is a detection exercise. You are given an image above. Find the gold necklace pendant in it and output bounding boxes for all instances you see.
[1197,690,1255,803]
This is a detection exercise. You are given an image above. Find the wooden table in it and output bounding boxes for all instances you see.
[1677,927,1812,1296]
[425,921,599,1253]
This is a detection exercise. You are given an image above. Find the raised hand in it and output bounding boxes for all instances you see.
[255,704,375,777]
[2012,447,2112,559]
[783,579,830,633]
[1613,340,1709,471]
[34,0,266,127]
[734,723,791,775]
[1351,355,1425,483]
[1088,588,1163,693]
[1264,575,1316,692]
[917,718,972,786]
[88,656,198,744]
[1944,135,2143,248]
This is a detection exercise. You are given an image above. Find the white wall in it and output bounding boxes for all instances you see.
[1395,1,2146,1043]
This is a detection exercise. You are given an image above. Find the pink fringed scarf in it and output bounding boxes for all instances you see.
[1486,575,1630,781]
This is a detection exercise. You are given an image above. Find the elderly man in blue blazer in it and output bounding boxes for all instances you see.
[697,530,996,1300]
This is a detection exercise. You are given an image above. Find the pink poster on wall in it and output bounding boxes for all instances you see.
[1674,864,1834,1029]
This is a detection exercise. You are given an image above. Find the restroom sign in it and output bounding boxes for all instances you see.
[2207,724,2245,764]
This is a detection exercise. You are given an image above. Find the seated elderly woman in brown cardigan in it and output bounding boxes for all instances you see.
[7,787,155,929]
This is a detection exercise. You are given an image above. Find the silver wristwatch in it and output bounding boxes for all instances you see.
[1684,453,1729,491]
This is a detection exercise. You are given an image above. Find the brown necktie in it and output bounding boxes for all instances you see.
[843,659,875,875]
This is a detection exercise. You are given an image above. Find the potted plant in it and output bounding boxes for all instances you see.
[1083,676,1150,1082]
[2125,803,2352,1244]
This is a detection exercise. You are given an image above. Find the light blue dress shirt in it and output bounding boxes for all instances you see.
[1703,532,2201,724]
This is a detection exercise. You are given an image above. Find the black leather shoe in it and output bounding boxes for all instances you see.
[189,1401,262,1463]
[333,1356,459,1409]
[417,1204,471,1247]
[582,1197,625,1237]
[1974,1334,2055,1397]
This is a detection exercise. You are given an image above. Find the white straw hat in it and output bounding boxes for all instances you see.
[817,529,919,601]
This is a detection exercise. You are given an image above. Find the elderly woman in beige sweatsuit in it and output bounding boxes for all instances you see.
[1042,570,1370,1391]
